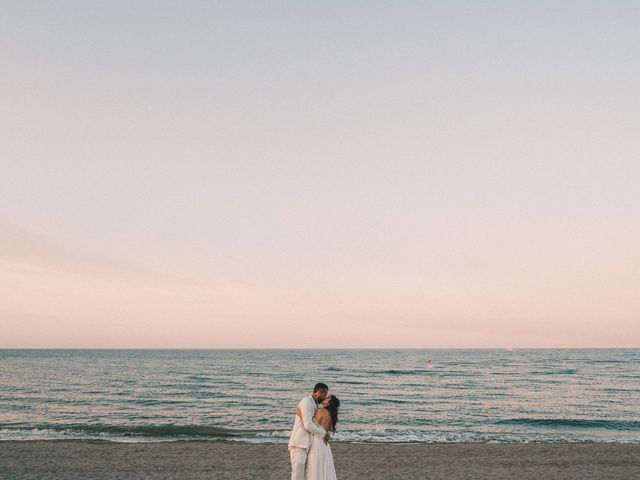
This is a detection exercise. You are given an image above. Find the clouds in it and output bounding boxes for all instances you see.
[0,223,159,279]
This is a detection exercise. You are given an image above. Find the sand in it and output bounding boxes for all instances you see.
[1,440,639,479]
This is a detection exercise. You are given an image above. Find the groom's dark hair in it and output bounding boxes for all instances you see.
[313,382,329,392]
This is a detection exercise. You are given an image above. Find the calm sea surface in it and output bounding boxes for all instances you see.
[1,349,639,443]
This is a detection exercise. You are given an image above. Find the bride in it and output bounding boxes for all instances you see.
[298,394,341,480]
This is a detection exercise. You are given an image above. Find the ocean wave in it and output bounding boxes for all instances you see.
[496,418,640,430]
[530,369,579,375]
[334,429,640,444]
[3,424,640,444]
[357,398,418,405]
[367,370,421,375]
[0,423,242,441]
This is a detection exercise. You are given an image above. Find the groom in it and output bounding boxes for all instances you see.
[288,382,329,480]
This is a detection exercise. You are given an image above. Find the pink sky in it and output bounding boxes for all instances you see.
[2,221,638,348]
[2,2,639,348]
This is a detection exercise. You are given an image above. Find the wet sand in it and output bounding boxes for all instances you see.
[1,440,639,479]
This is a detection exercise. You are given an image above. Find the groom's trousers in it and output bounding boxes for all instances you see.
[289,446,308,480]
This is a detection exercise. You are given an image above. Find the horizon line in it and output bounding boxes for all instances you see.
[1,347,638,350]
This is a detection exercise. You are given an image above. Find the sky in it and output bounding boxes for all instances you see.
[1,1,639,348]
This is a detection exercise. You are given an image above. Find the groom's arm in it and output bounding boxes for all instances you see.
[299,398,326,437]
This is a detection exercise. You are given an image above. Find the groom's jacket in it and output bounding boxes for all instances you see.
[288,395,326,450]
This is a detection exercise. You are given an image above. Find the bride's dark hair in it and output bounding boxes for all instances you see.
[325,396,340,433]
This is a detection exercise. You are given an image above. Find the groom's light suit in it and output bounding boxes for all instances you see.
[288,395,326,480]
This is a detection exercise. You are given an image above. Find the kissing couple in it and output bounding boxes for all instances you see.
[288,382,341,480]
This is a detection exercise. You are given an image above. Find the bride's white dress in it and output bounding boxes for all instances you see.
[305,432,337,480]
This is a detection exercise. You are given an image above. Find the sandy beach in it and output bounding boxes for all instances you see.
[1,440,639,479]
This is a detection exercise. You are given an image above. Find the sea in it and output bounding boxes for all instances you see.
[1,349,639,444]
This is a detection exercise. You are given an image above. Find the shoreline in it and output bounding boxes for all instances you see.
[2,439,639,479]
[4,437,640,446]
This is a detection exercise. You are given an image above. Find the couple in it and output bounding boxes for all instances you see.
[288,382,341,480]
